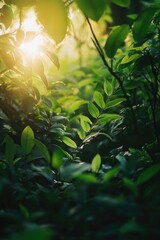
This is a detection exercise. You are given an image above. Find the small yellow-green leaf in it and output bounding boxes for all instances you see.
[77,129,86,140]
[21,126,35,155]
[94,91,105,109]
[80,118,91,132]
[62,136,77,149]
[88,102,100,118]
[104,80,113,96]
[91,154,101,173]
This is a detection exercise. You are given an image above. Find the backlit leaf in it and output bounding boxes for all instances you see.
[80,118,91,132]
[21,126,35,155]
[91,153,101,173]
[93,91,105,109]
[88,102,100,118]
[36,0,68,44]
[62,136,77,149]
[104,80,113,96]
[52,146,64,170]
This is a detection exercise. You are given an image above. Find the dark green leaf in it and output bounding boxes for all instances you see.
[60,162,91,181]
[136,164,160,185]
[104,24,130,58]
[132,8,157,42]
[103,166,120,182]
[52,146,64,170]
[105,98,126,109]
[76,0,106,21]
[35,139,51,163]
[97,113,123,125]
[111,0,131,8]
[5,135,16,164]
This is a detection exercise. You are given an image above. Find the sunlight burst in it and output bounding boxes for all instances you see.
[19,9,44,57]
[20,35,44,56]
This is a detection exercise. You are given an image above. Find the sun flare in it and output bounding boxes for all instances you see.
[19,9,44,57]
[20,35,44,56]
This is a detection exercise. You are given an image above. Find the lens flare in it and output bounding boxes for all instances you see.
[19,10,44,57]
[20,35,43,56]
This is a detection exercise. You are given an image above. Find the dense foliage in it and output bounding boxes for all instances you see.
[0,0,160,239]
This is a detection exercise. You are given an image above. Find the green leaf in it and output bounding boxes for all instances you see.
[103,166,120,182]
[111,0,131,8]
[62,136,77,149]
[21,126,35,155]
[8,225,53,240]
[132,8,157,42]
[136,164,160,185]
[76,0,106,21]
[121,53,140,65]
[93,91,105,109]
[0,4,14,29]
[104,24,130,58]
[45,50,60,69]
[77,173,97,184]
[80,118,91,132]
[104,80,113,96]
[79,115,92,124]
[97,113,123,125]
[91,154,101,173]
[36,0,68,43]
[4,135,16,164]
[52,146,64,170]
[77,129,86,140]
[88,102,100,118]
[123,177,138,196]
[105,98,126,109]
[35,139,51,163]
[60,162,91,181]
